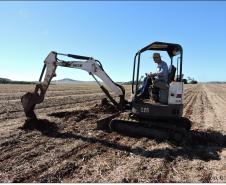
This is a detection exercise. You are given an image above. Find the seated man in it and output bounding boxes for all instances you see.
[137,53,169,101]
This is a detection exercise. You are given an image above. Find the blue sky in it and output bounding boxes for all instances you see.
[0,1,226,82]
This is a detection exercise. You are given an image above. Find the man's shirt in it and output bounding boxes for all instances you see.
[156,60,169,82]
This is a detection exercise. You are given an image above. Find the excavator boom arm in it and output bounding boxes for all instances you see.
[21,51,125,119]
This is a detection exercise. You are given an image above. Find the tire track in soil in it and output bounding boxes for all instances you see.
[183,84,211,128]
[183,87,199,120]
[186,87,207,129]
[36,142,109,182]
[0,131,69,172]
[0,121,84,181]
[0,141,50,175]
[203,85,226,132]
[10,132,125,182]
[183,84,222,130]
[8,142,87,182]
[185,84,222,131]
[201,90,221,131]
[183,91,195,110]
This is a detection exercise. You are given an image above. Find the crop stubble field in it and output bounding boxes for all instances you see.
[0,83,226,182]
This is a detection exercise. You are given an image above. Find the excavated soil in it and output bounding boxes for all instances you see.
[0,83,226,182]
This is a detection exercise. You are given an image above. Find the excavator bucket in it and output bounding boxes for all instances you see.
[21,91,43,119]
[21,82,46,119]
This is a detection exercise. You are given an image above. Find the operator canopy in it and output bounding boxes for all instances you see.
[139,41,183,58]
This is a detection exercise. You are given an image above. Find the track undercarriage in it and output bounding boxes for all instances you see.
[97,112,191,144]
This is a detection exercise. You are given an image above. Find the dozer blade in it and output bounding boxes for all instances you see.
[21,92,43,119]
[96,113,120,130]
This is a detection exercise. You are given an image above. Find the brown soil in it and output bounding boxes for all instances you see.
[0,83,226,182]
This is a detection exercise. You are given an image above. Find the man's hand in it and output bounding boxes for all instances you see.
[145,72,150,76]
[150,72,157,77]
[145,72,156,77]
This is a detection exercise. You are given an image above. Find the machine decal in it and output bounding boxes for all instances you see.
[141,107,149,113]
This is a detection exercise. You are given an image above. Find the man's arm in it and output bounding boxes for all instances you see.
[145,72,156,77]
[155,62,168,77]
[145,62,168,77]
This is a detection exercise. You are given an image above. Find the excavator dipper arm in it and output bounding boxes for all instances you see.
[21,51,125,119]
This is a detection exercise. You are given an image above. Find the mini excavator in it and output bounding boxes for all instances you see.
[21,42,191,142]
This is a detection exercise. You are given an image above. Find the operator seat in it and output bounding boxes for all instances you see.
[168,65,176,84]
[151,65,176,104]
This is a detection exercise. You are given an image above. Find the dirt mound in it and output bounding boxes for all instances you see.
[48,99,118,122]
[94,98,118,114]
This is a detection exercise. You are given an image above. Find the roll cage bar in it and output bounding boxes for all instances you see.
[132,41,183,95]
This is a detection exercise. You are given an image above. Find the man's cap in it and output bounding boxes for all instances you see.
[153,53,161,58]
